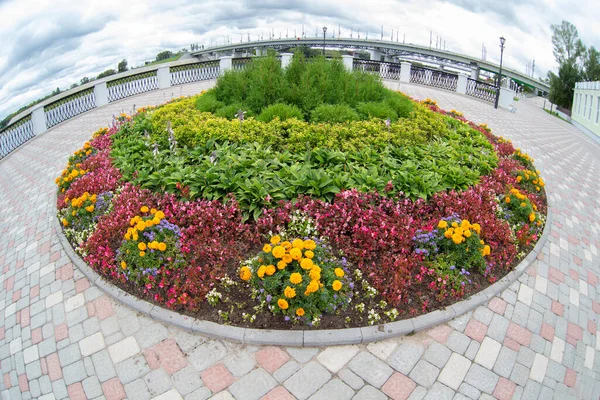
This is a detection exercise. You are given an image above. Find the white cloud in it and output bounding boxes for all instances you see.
[1,0,598,121]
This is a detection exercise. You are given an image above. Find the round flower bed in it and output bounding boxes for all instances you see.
[57,55,547,329]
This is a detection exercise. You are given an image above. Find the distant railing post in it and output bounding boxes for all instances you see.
[94,82,109,107]
[220,56,233,75]
[342,55,354,72]
[400,62,411,83]
[157,66,171,89]
[380,63,389,79]
[31,107,47,135]
[280,53,293,69]
[456,74,468,95]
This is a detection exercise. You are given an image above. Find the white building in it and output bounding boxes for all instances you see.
[572,81,600,139]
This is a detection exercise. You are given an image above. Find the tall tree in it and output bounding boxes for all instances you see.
[550,21,585,65]
[548,61,580,108]
[583,46,600,81]
[118,59,128,73]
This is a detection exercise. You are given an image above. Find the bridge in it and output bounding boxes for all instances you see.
[190,37,550,93]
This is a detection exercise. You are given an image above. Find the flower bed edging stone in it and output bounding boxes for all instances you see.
[55,193,552,347]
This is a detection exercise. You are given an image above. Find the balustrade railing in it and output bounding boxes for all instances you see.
[0,116,35,160]
[44,88,97,128]
[170,60,220,85]
[466,78,498,103]
[353,60,402,80]
[232,57,253,71]
[410,66,458,91]
[107,71,159,102]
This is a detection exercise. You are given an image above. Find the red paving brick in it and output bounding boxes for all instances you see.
[102,378,127,400]
[564,368,577,388]
[255,347,290,373]
[151,339,188,374]
[540,323,555,342]
[201,363,234,392]
[493,377,516,400]
[262,386,296,400]
[426,324,453,344]
[464,319,488,342]
[382,372,417,400]
[506,323,532,347]
[488,297,507,315]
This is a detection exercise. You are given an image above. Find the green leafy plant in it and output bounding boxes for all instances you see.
[310,104,360,123]
[257,103,304,122]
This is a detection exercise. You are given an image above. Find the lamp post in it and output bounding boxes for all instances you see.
[494,36,506,109]
[322,26,327,56]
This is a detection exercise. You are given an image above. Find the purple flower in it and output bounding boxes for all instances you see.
[265,295,272,302]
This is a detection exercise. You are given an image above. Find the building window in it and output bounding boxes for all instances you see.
[589,95,594,120]
[596,96,600,124]
[578,94,583,115]
[583,95,587,117]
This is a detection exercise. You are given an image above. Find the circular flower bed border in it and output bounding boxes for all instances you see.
[56,194,551,346]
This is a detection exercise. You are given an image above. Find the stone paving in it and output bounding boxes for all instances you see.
[1,81,599,400]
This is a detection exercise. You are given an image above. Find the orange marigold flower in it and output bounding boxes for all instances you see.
[277,298,289,310]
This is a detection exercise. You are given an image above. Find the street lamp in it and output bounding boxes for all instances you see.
[494,36,506,109]
[322,26,327,56]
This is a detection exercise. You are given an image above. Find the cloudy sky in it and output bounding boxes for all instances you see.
[1,0,598,121]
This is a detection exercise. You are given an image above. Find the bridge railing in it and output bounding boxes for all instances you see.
[466,78,498,103]
[171,60,220,86]
[410,66,458,92]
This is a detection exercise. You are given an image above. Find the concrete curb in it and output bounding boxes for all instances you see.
[56,194,552,347]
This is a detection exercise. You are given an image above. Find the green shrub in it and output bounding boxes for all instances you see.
[195,90,224,113]
[257,103,304,123]
[215,103,246,119]
[384,92,414,118]
[356,101,398,121]
[310,104,360,123]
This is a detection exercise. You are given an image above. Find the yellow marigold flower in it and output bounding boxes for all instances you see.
[304,250,314,259]
[277,299,289,310]
[292,239,305,250]
[90,194,97,203]
[332,280,342,291]
[136,221,146,231]
[155,211,165,219]
[460,220,470,229]
[451,222,459,228]
[303,239,316,250]
[121,261,127,269]
[148,241,156,250]
[480,239,485,245]
[86,205,95,212]
[158,242,167,252]
[290,273,302,284]
[536,187,541,191]
[520,202,526,207]
[62,219,69,227]
[139,251,146,257]
[239,266,251,281]
[452,234,463,245]
[290,248,302,260]
[281,241,292,251]
[444,229,453,239]
[138,242,147,251]
[270,235,281,245]
[463,229,472,238]
[516,176,522,182]
[277,260,287,270]
[151,217,159,225]
[335,268,345,278]
[257,266,266,279]
[529,213,536,222]
[306,280,319,294]
[272,246,285,258]
[284,286,296,298]
[263,244,272,253]
[296,308,305,317]
[72,211,76,216]
[145,220,154,228]
[282,254,293,264]
[140,206,149,213]
[438,220,448,229]
[150,208,157,214]
[472,223,481,234]
[132,233,138,241]
[505,197,510,203]
[309,269,321,281]
[300,258,314,270]
[481,245,491,256]
[265,265,276,276]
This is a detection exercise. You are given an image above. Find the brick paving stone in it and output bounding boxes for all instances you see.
[286,347,318,363]
[115,354,150,385]
[310,378,354,400]
[426,325,453,344]
[124,379,152,400]
[188,340,227,372]
[387,341,425,374]
[262,386,295,400]
[316,345,359,373]
[255,346,290,373]
[464,320,487,342]
[222,350,255,377]
[200,363,233,393]
[366,339,399,360]
[381,372,416,400]
[408,360,439,388]
[529,353,549,383]
[108,336,140,364]
[437,353,470,390]
[474,337,501,369]
[422,382,454,400]
[273,360,300,383]
[144,368,173,396]
[506,322,533,347]
[492,377,516,400]
[102,377,127,400]
[79,332,105,357]
[229,368,276,400]
[492,346,518,379]
[464,364,499,394]
[284,361,331,399]
[338,368,364,390]
[353,385,387,400]
[348,351,393,388]
[445,331,471,355]
[67,382,86,400]
[172,366,203,395]
[152,338,187,374]
[423,342,451,369]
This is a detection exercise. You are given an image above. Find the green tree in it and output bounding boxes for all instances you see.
[583,46,600,81]
[118,59,128,73]
[80,77,90,85]
[97,69,116,79]
[155,51,173,61]
[548,61,580,108]
[551,21,585,65]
